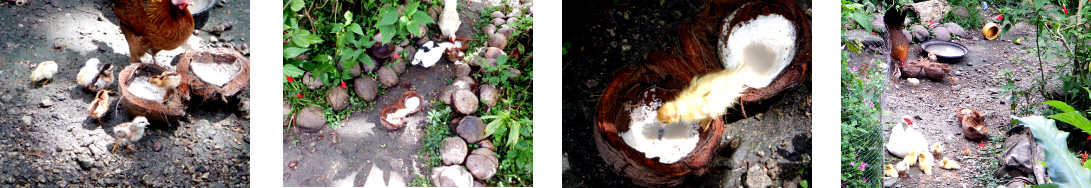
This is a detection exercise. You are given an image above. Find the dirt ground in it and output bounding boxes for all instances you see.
[844,12,1060,188]
[561,0,812,187]
[0,0,250,187]
[281,0,512,186]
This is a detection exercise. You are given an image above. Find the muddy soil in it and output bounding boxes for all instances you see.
[281,0,514,186]
[844,9,1060,187]
[0,0,251,187]
[561,0,812,187]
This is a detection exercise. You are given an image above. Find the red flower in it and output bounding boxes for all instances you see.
[979,143,985,148]
[340,81,347,88]
[287,76,294,82]
[995,14,1003,21]
[1064,6,1069,15]
[928,20,935,26]
[393,54,401,59]
[296,93,303,98]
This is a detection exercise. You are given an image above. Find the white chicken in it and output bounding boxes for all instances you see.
[112,116,149,151]
[77,58,115,92]
[30,61,58,85]
[886,115,929,158]
[438,0,461,43]
[412,41,456,68]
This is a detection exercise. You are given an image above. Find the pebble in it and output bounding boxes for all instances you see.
[39,99,52,108]
[745,165,772,188]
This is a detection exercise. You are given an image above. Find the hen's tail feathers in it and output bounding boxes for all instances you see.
[884,7,906,31]
[657,66,752,126]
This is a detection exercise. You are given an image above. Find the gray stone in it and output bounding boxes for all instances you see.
[76,155,94,170]
[353,77,379,102]
[392,60,407,74]
[488,34,507,50]
[491,11,505,19]
[492,18,506,26]
[842,29,885,49]
[338,61,361,76]
[440,85,459,105]
[944,22,967,38]
[952,6,968,18]
[455,64,472,77]
[453,90,479,115]
[457,116,486,143]
[870,13,887,33]
[484,24,497,35]
[478,84,498,107]
[745,165,772,188]
[934,26,951,41]
[430,165,473,187]
[295,106,326,132]
[377,66,398,87]
[911,25,930,42]
[465,148,498,180]
[302,72,324,90]
[485,47,504,59]
[441,137,468,165]
[328,86,349,111]
[39,99,52,108]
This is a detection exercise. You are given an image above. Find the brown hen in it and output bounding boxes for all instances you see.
[885,7,908,77]
[114,0,194,64]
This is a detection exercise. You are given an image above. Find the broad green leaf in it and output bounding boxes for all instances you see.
[340,48,356,63]
[284,47,309,59]
[1045,100,1078,113]
[412,11,435,25]
[378,8,398,26]
[483,115,501,137]
[313,54,332,63]
[378,25,396,44]
[1044,101,1091,135]
[344,11,354,25]
[1013,116,1091,188]
[290,0,305,12]
[406,2,419,16]
[292,31,324,48]
[283,64,305,78]
[508,122,520,148]
[357,52,374,67]
[407,21,422,36]
[349,23,364,35]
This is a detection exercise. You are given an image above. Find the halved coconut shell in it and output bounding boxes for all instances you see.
[177,48,250,102]
[379,91,424,131]
[596,62,725,187]
[119,63,187,121]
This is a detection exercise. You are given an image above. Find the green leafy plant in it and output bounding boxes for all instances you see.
[840,51,885,187]
[480,54,519,86]
[376,0,435,44]
[842,0,875,33]
[1012,116,1091,188]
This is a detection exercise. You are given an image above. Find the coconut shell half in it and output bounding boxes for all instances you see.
[119,64,187,121]
[379,91,424,131]
[177,48,250,102]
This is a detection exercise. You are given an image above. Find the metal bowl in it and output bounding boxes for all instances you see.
[190,0,218,15]
[921,41,969,63]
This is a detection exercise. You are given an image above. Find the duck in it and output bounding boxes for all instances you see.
[148,71,181,101]
[88,90,111,124]
[883,164,899,178]
[412,41,456,68]
[939,158,961,170]
[438,0,460,43]
[30,61,58,85]
[112,116,149,151]
[956,108,987,140]
[76,58,114,92]
[886,115,929,158]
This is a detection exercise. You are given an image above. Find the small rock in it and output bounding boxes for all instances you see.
[745,165,772,188]
[39,99,52,108]
[911,25,929,42]
[492,18,506,26]
[452,76,476,90]
[455,64,472,77]
[21,116,32,125]
[76,155,94,170]
[430,166,473,187]
[506,17,516,25]
[952,6,969,18]
[478,84,498,107]
[441,137,469,165]
[479,139,495,151]
[944,22,967,38]
[338,61,361,76]
[497,26,515,38]
[328,86,349,111]
[484,24,497,35]
[302,72,324,90]
[457,116,486,143]
[485,47,504,59]
[353,77,379,102]
[453,90,479,115]
[440,85,459,105]
[377,67,399,87]
[392,60,407,74]
[487,34,508,50]
[490,11,505,19]
[362,57,379,73]
[869,13,887,33]
[153,141,162,152]
[295,106,326,132]
[933,26,951,41]
[465,148,498,180]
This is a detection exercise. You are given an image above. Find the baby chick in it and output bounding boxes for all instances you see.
[939,158,961,170]
[148,71,181,101]
[904,150,919,166]
[112,116,149,151]
[919,151,935,175]
[76,58,114,92]
[930,142,944,157]
[87,90,111,124]
[907,78,920,86]
[895,160,909,176]
[883,164,899,178]
[30,61,58,85]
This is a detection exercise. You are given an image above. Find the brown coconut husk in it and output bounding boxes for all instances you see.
[900,56,951,81]
[379,91,424,130]
[956,108,987,140]
[177,48,250,102]
[119,63,187,121]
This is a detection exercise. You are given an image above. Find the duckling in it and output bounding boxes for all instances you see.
[87,90,111,124]
[112,116,149,151]
[886,115,929,158]
[883,164,899,178]
[657,66,753,129]
[895,160,909,176]
[30,61,58,85]
[438,0,461,43]
[939,157,961,170]
[76,58,114,92]
[148,71,181,101]
[919,151,935,175]
[907,78,920,86]
[904,150,919,166]
[930,142,944,157]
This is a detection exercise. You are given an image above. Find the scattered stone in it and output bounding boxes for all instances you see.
[21,116,32,125]
[492,18,506,26]
[485,47,503,59]
[491,11,505,19]
[745,165,772,188]
[484,24,497,35]
[327,86,349,111]
[479,139,495,151]
[338,61,361,76]
[39,99,52,108]
[377,66,399,87]
[392,60,407,74]
[455,64,472,77]
[430,165,473,187]
[453,76,476,90]
[952,6,968,18]
[933,26,951,41]
[911,25,929,42]
[453,90,479,115]
[153,141,162,152]
[465,148,498,180]
[353,77,379,102]
[488,34,508,50]
[479,84,498,107]
[457,116,486,143]
[506,17,516,25]
[869,13,887,33]
[441,137,469,165]
[76,155,94,170]
[902,30,912,44]
[362,57,379,73]
[497,26,515,38]
[944,22,967,38]
[440,85,459,105]
[295,106,326,132]
[303,72,323,90]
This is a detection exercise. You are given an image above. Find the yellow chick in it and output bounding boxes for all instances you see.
[112,116,149,151]
[919,151,935,175]
[87,90,111,124]
[30,61,58,85]
[657,67,752,129]
[76,58,114,92]
[907,78,920,86]
[148,71,181,101]
[930,142,944,157]
[904,150,919,166]
[895,160,909,176]
[884,164,899,178]
[940,158,961,170]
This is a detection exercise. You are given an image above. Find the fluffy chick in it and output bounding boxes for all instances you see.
[884,164,899,178]
[904,150,919,166]
[939,158,961,170]
[77,58,114,92]
[919,151,935,175]
[148,71,181,101]
[930,142,944,157]
[30,61,58,85]
[112,116,149,151]
[87,90,111,124]
[895,160,909,176]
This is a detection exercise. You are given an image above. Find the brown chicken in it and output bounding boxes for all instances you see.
[114,0,194,64]
[885,7,908,77]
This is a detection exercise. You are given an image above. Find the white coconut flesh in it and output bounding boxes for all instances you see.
[718,13,797,88]
[127,76,168,102]
[619,88,700,164]
[404,96,420,111]
[190,58,242,87]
